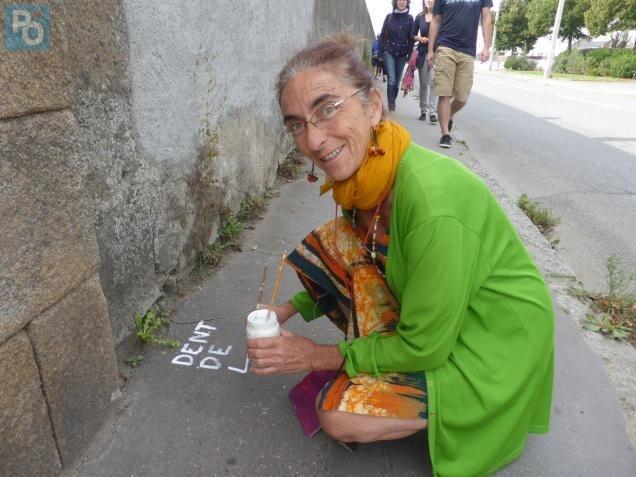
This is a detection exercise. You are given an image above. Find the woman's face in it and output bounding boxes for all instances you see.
[280,68,382,182]
[397,0,408,10]
[425,0,433,10]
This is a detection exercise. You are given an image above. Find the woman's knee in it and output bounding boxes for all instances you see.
[318,410,351,441]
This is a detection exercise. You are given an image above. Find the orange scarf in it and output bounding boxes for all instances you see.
[320,121,411,210]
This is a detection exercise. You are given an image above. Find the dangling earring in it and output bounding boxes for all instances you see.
[367,124,385,156]
[307,162,318,182]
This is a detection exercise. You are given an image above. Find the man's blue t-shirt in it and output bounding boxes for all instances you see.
[433,0,492,57]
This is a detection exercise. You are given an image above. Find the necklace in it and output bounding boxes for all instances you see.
[351,199,386,278]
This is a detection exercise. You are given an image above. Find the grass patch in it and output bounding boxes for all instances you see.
[125,354,144,368]
[278,147,304,180]
[237,193,268,222]
[195,241,226,273]
[503,70,623,82]
[218,209,244,249]
[194,211,242,274]
[571,255,635,342]
[518,194,560,239]
[195,191,272,275]
[133,309,180,348]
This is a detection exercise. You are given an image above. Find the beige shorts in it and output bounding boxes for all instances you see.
[434,46,475,102]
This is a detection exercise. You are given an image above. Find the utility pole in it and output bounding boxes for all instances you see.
[543,0,566,79]
[488,8,500,71]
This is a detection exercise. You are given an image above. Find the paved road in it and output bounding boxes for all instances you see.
[457,71,636,293]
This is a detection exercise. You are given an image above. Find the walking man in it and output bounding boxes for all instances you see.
[426,0,492,148]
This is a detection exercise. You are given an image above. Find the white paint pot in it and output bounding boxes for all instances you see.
[246,309,280,339]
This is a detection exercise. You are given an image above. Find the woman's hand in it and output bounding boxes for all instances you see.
[247,328,314,375]
[255,301,297,325]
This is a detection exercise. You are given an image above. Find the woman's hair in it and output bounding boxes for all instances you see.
[392,0,411,11]
[417,0,429,16]
[276,34,383,116]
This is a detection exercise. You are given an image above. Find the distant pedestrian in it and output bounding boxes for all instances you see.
[411,0,437,123]
[371,35,383,80]
[427,0,492,148]
[379,0,414,112]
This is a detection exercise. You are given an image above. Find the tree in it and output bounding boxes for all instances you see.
[584,0,636,38]
[527,0,590,51]
[496,0,538,54]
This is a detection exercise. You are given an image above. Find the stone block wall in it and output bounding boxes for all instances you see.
[1,2,120,474]
[1,0,373,473]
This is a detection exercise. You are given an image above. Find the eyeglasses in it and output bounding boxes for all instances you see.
[283,88,365,137]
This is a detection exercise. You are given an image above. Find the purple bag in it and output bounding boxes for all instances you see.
[288,370,339,437]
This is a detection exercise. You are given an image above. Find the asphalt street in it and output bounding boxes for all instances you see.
[458,70,636,293]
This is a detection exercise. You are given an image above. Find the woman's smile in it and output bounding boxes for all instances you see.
[320,145,344,163]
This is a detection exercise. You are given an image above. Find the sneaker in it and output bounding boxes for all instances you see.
[429,113,438,124]
[418,113,426,121]
[439,134,452,148]
[448,118,453,132]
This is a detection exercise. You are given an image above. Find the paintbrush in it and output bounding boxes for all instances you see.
[256,265,268,308]
[267,251,287,321]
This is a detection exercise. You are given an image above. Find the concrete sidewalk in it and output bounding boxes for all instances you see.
[68,91,636,476]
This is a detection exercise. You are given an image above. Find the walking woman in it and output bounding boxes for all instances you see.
[379,0,414,112]
[412,0,437,123]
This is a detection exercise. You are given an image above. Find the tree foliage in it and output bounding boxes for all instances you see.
[527,0,590,50]
[584,0,636,37]
[496,0,538,54]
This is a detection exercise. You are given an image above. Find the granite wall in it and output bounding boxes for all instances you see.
[0,0,373,473]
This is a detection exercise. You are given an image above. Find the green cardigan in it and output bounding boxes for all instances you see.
[291,144,554,477]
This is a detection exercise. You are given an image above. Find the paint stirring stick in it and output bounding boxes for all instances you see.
[256,265,268,308]
[266,251,287,322]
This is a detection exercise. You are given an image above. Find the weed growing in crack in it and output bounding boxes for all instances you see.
[569,255,635,342]
[133,309,180,349]
[194,193,271,276]
[277,146,304,180]
[218,210,244,249]
[125,354,144,368]
[195,241,226,274]
[237,193,267,222]
[517,194,560,245]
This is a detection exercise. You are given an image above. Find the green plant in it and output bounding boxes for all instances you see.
[195,240,226,273]
[554,49,586,74]
[517,194,560,235]
[553,48,636,79]
[504,55,537,71]
[219,210,244,248]
[607,51,636,79]
[277,147,304,180]
[237,193,266,222]
[605,255,636,299]
[133,309,180,348]
[125,354,144,368]
[583,314,632,340]
[573,256,635,342]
